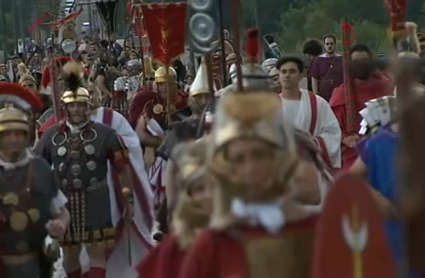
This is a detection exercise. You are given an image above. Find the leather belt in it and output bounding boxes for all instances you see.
[86,179,107,192]
[1,252,38,265]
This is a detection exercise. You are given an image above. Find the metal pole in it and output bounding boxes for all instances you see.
[0,0,7,55]
[88,4,93,36]
[217,0,227,86]
[12,0,18,54]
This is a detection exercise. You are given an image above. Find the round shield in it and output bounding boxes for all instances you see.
[85,145,95,156]
[72,179,83,188]
[190,0,213,11]
[62,39,76,54]
[57,146,67,157]
[87,161,97,171]
[71,164,82,176]
[90,177,98,187]
[189,13,216,45]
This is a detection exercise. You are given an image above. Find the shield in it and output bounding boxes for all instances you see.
[313,173,396,278]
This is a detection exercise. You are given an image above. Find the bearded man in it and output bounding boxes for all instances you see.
[309,34,344,101]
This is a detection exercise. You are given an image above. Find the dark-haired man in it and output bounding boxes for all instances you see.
[304,38,324,91]
[310,34,344,101]
[277,56,341,169]
[330,44,393,171]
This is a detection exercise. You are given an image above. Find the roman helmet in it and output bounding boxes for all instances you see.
[18,63,37,91]
[207,89,298,229]
[126,59,142,77]
[61,62,91,106]
[221,29,273,95]
[154,66,177,83]
[0,83,43,133]
[189,61,209,98]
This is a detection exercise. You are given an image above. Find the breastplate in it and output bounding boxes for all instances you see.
[0,163,50,255]
[51,127,108,193]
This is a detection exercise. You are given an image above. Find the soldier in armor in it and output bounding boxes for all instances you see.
[34,62,135,278]
[158,61,211,210]
[113,59,142,117]
[180,83,317,278]
[18,64,38,93]
[0,83,69,278]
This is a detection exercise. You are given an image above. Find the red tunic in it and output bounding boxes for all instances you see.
[329,74,392,171]
[137,234,186,278]
[179,218,317,278]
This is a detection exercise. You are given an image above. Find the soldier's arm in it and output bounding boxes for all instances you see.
[311,77,319,94]
[96,75,111,98]
[107,131,134,218]
[33,131,52,164]
[135,115,163,148]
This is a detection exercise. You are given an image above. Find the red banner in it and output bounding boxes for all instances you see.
[51,9,82,30]
[141,3,187,66]
[384,0,406,32]
[28,12,51,33]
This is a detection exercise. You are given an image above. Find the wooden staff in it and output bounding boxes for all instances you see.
[165,65,171,124]
[49,33,63,123]
[217,0,227,86]
[340,18,356,134]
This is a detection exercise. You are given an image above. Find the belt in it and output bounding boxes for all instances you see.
[86,179,108,192]
[1,252,38,265]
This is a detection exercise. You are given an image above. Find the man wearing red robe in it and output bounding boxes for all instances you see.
[309,34,344,101]
[330,44,393,171]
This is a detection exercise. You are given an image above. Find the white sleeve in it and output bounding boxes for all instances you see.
[50,190,68,215]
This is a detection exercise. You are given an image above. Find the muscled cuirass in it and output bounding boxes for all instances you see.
[0,158,53,256]
[48,122,116,247]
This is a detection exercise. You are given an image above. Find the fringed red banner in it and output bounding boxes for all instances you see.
[51,9,82,30]
[384,0,406,32]
[28,12,51,33]
[141,2,187,66]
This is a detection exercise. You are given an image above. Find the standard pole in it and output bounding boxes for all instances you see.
[217,0,227,86]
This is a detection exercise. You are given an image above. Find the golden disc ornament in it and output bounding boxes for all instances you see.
[10,211,28,231]
[27,208,40,222]
[153,104,164,114]
[3,192,19,206]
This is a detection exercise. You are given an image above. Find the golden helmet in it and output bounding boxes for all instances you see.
[0,107,29,133]
[189,61,210,98]
[60,62,91,104]
[143,56,156,77]
[155,66,177,83]
[0,83,44,133]
[210,92,296,153]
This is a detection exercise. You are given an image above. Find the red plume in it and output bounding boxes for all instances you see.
[41,57,74,88]
[0,83,43,110]
[245,28,260,63]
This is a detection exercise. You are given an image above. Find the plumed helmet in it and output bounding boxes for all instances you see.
[41,57,74,88]
[126,59,142,70]
[61,62,91,105]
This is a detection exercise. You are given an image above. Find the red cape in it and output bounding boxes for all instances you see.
[129,89,156,129]
[137,234,186,278]
[329,74,392,171]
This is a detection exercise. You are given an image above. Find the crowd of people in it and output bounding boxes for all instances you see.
[0,15,424,278]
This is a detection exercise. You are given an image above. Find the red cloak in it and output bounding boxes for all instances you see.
[136,234,186,278]
[179,218,317,278]
[329,73,392,171]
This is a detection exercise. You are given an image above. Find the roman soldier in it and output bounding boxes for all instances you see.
[137,138,212,278]
[113,59,142,117]
[154,61,211,236]
[179,86,318,278]
[17,64,38,93]
[34,62,135,278]
[0,83,69,278]
[141,56,156,92]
